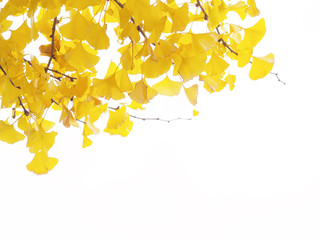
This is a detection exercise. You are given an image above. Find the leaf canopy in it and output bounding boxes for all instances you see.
[0,0,274,174]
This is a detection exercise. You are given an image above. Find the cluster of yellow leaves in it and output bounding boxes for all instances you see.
[0,0,274,174]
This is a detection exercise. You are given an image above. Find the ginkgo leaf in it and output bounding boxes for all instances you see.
[9,21,33,50]
[225,74,236,90]
[141,57,172,78]
[205,53,229,76]
[246,0,260,17]
[152,76,182,96]
[0,121,25,144]
[238,18,266,49]
[184,84,198,106]
[208,5,220,30]
[64,42,100,71]
[249,53,274,80]
[104,106,133,137]
[86,23,110,50]
[59,11,90,40]
[193,109,199,116]
[26,150,58,175]
[238,48,253,67]
[115,69,133,92]
[177,52,207,81]
[229,1,247,20]
[82,135,93,148]
[129,79,157,104]
[169,3,189,32]
[26,128,58,154]
[200,74,226,93]
[93,74,125,100]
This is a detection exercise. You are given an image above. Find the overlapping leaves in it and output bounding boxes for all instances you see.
[0,0,274,174]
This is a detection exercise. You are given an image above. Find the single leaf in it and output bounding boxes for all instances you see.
[249,53,274,80]
[104,106,133,137]
[0,121,25,144]
[184,84,198,106]
[238,18,266,49]
[26,150,58,175]
[152,76,182,96]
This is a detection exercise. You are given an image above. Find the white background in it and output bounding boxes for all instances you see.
[1,0,320,239]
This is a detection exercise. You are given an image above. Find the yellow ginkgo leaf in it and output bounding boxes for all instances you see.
[225,74,236,90]
[26,128,58,154]
[193,109,199,116]
[152,76,182,96]
[169,3,189,32]
[86,23,110,50]
[82,135,93,148]
[205,53,229,76]
[104,106,133,137]
[26,150,58,175]
[64,42,100,71]
[229,1,247,20]
[93,74,125,100]
[9,21,33,50]
[59,11,90,40]
[237,48,253,67]
[184,84,198,106]
[208,5,220,30]
[141,57,172,78]
[249,53,274,80]
[199,74,226,93]
[238,18,266,49]
[178,52,207,81]
[0,121,25,144]
[129,79,157,104]
[246,0,260,17]
[115,69,133,92]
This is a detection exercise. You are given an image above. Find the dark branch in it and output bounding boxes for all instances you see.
[45,17,58,73]
[112,0,148,40]
[46,68,76,81]
[270,72,285,85]
[18,97,29,116]
[108,106,192,123]
[196,0,208,20]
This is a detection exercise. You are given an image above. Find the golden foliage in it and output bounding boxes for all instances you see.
[0,0,273,174]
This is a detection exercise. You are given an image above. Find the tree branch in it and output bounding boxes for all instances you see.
[108,106,192,123]
[112,0,148,40]
[18,97,30,116]
[196,0,208,20]
[45,17,58,73]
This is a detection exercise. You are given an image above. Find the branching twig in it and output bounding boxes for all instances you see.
[108,106,192,123]
[46,68,76,81]
[129,114,192,123]
[112,0,148,40]
[270,72,285,85]
[18,97,29,116]
[196,0,208,20]
[45,17,58,73]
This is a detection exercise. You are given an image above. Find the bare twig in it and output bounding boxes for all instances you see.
[196,0,208,20]
[112,0,148,40]
[18,97,29,116]
[45,17,58,73]
[108,106,192,123]
[46,68,76,81]
[270,72,285,85]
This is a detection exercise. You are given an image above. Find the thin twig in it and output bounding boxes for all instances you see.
[112,0,148,40]
[270,72,285,85]
[18,97,29,116]
[196,0,208,20]
[45,17,58,73]
[108,106,192,123]
[46,68,76,81]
